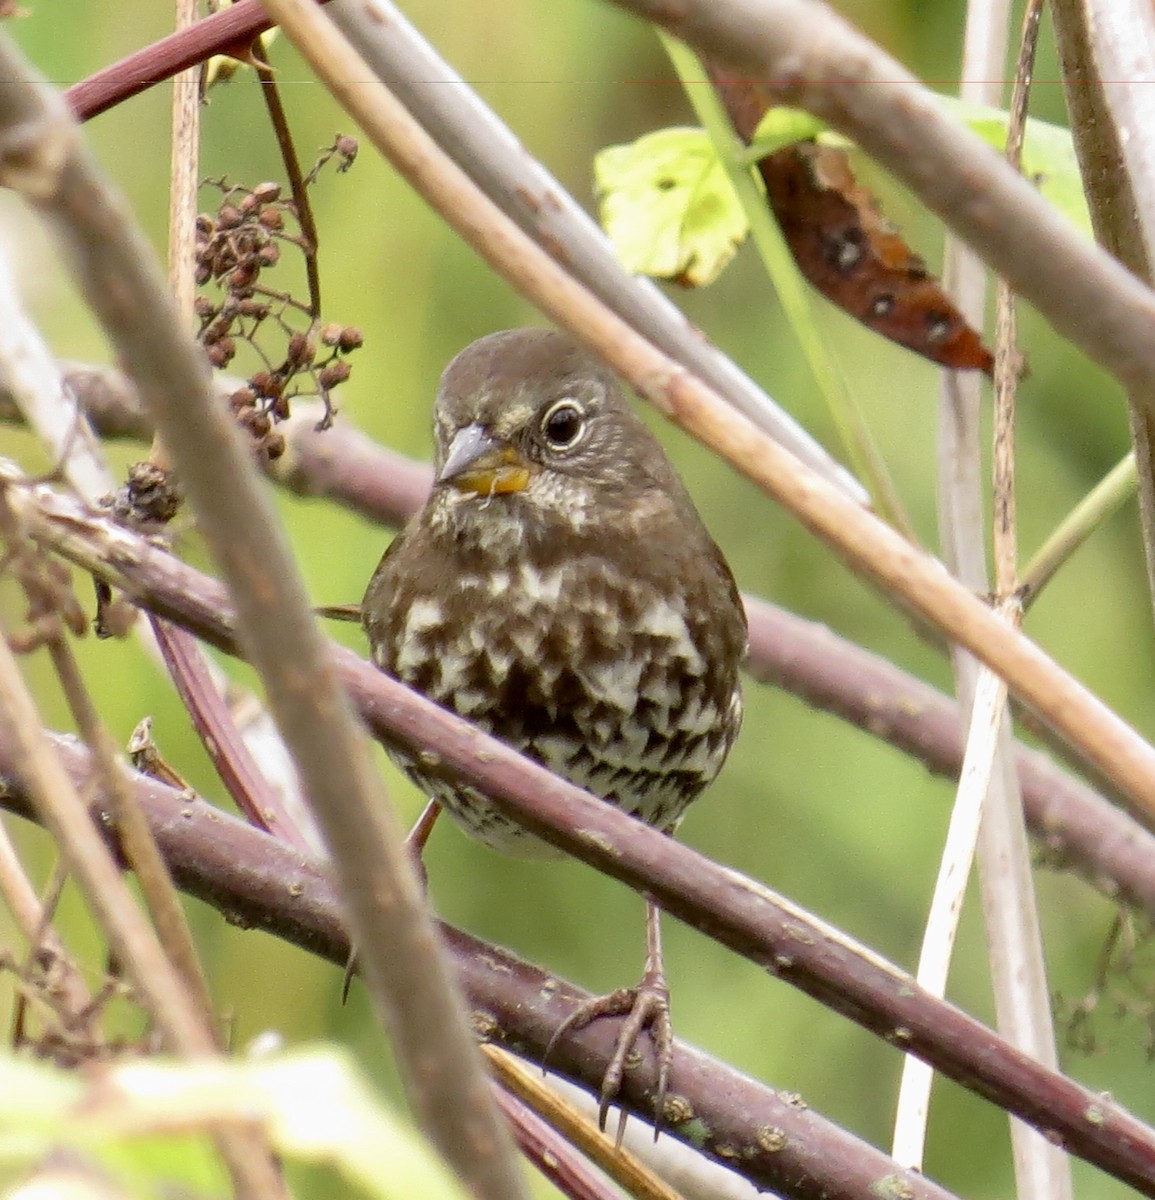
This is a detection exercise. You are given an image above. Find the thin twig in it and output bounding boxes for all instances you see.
[168,0,199,327]
[489,1078,635,1200]
[0,273,108,504]
[981,8,1066,1196]
[992,0,1043,598]
[156,0,201,474]
[66,0,290,122]
[150,615,317,852]
[44,628,216,1030]
[254,58,322,320]
[926,1,1067,1195]
[1021,452,1138,603]
[87,0,307,852]
[0,818,94,1029]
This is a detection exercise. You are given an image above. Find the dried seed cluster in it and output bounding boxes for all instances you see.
[194,151,363,463]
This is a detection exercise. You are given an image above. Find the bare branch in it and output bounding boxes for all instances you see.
[150,615,318,852]
[0,816,95,1038]
[1050,0,1155,619]
[66,0,289,122]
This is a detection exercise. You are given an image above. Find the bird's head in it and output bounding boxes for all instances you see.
[427,329,683,546]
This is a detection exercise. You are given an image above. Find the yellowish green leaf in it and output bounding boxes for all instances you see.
[594,127,748,286]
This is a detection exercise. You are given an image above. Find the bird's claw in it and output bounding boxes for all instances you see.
[544,967,673,1142]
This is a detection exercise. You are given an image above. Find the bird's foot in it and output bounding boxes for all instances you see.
[545,962,673,1141]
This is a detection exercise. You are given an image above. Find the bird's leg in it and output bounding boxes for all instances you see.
[343,800,442,1002]
[545,898,673,1139]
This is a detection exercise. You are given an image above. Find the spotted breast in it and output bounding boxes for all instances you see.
[362,328,746,856]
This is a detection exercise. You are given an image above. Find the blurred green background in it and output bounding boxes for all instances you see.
[3,2,1155,1197]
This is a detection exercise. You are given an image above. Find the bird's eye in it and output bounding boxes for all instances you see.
[540,399,586,451]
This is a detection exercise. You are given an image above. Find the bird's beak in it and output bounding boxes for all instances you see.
[437,424,532,496]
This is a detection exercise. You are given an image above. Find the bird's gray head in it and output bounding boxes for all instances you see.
[427,329,683,545]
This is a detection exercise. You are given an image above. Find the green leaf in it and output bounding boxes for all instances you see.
[946,98,1091,235]
[0,1046,469,1200]
[594,127,748,286]
[744,107,829,161]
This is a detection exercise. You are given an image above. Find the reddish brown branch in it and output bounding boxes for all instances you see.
[150,615,313,851]
[64,0,322,122]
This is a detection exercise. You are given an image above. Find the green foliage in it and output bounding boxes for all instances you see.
[0,1047,468,1200]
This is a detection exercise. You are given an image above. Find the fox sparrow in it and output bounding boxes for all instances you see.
[362,328,746,1126]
